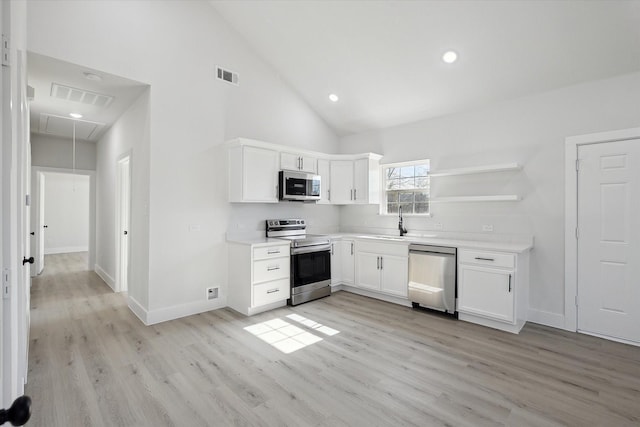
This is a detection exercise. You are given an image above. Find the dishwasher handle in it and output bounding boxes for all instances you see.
[409,244,456,256]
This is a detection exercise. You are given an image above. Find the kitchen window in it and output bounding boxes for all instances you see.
[381,160,430,215]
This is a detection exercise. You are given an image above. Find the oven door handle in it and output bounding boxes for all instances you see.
[290,244,332,255]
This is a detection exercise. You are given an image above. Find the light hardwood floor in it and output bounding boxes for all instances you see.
[26,253,640,426]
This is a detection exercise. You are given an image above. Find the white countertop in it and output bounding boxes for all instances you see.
[227,233,533,253]
[328,233,533,253]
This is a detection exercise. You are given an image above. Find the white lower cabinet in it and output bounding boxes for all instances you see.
[341,240,355,284]
[228,242,291,316]
[457,248,529,333]
[354,241,408,298]
[330,240,342,286]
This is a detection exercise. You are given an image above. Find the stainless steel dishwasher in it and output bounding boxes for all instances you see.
[408,244,457,315]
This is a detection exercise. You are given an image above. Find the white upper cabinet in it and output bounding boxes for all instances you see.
[281,152,318,174]
[329,155,382,205]
[229,144,279,203]
[226,138,381,204]
[329,160,354,204]
[317,158,331,204]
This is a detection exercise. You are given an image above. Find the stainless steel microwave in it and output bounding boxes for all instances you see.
[278,171,321,202]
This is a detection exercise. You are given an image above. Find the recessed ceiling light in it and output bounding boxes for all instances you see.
[69,113,83,119]
[329,93,339,102]
[442,51,458,64]
[83,72,102,82]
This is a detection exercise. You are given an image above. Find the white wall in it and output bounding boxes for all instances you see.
[43,172,90,254]
[27,0,339,322]
[31,133,96,170]
[95,90,150,303]
[339,72,640,327]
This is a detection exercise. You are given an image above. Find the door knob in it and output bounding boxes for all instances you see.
[124,231,128,235]
[0,395,31,426]
[43,225,48,228]
[30,232,34,236]
[22,257,34,265]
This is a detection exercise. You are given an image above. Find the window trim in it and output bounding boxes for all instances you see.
[379,159,431,216]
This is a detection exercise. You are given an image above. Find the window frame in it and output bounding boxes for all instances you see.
[379,159,431,217]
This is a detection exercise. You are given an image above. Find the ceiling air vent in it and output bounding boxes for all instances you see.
[50,83,114,108]
[216,66,239,86]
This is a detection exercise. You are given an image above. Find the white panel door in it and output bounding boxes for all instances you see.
[243,146,279,202]
[458,265,514,322]
[578,139,640,343]
[380,255,408,297]
[355,252,380,290]
[329,160,354,204]
[353,158,368,203]
[317,159,331,204]
[341,240,355,284]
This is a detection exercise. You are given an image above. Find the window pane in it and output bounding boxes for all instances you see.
[399,177,414,189]
[415,176,429,188]
[399,203,413,214]
[386,167,399,180]
[387,179,400,190]
[415,191,429,202]
[399,192,414,203]
[415,164,429,177]
[387,203,398,214]
[415,203,429,214]
[387,191,398,203]
[400,166,415,178]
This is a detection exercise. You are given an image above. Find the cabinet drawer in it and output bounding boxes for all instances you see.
[253,257,289,284]
[459,249,514,269]
[253,245,289,260]
[356,241,408,257]
[253,279,290,307]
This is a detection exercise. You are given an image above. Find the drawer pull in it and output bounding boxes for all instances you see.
[508,274,512,292]
[267,266,280,271]
[475,257,495,261]
[267,288,280,294]
[267,250,281,254]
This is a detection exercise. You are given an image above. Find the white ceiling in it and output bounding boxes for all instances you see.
[211,0,640,136]
[28,52,148,142]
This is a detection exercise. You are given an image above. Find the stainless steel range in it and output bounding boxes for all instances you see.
[266,219,331,306]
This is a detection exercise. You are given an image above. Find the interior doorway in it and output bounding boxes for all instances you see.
[31,168,96,275]
[116,155,131,293]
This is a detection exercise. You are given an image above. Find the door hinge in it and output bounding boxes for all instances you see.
[2,34,10,67]
[575,159,580,172]
[3,268,10,299]
[575,227,579,239]
[575,295,578,306]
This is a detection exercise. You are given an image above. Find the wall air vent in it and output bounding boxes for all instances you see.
[216,66,239,86]
[50,83,114,108]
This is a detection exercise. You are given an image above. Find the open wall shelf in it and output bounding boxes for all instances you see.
[429,162,521,177]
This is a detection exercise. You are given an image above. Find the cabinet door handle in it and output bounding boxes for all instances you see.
[475,257,495,261]
[267,250,280,255]
[267,266,280,271]
[380,256,383,270]
[267,288,280,294]
[331,243,334,255]
[508,274,512,292]
[328,189,331,201]
[377,256,380,269]
[354,189,357,200]
[301,157,304,170]
[350,189,353,200]
[351,242,354,255]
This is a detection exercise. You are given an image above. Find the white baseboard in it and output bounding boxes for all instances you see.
[527,308,567,330]
[45,246,88,255]
[145,297,228,325]
[128,295,149,325]
[94,264,115,291]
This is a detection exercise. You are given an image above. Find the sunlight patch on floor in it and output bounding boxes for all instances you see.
[285,313,340,336]
[244,318,323,354]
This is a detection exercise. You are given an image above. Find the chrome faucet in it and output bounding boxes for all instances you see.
[398,206,408,236]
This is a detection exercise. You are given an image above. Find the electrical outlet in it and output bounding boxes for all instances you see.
[482,224,494,232]
[206,287,219,300]
[434,222,443,230]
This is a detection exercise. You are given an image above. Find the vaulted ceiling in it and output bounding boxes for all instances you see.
[211,0,640,136]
